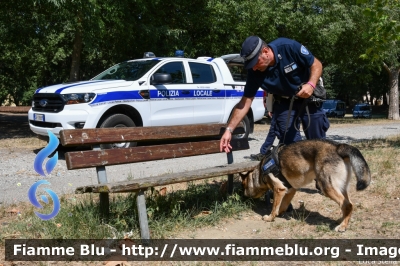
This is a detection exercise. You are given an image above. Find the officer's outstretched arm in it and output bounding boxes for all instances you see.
[220,96,254,153]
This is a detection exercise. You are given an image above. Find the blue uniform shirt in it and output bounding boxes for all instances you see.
[244,38,315,98]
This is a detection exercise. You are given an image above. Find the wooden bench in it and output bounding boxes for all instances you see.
[59,124,259,240]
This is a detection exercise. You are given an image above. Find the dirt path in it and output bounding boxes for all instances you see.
[173,180,400,240]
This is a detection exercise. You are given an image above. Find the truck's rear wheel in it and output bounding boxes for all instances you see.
[99,114,137,149]
[232,116,250,139]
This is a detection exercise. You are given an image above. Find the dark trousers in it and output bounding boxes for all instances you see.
[272,98,330,145]
[260,115,279,154]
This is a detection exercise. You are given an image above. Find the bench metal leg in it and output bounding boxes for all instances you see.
[227,151,234,195]
[94,145,109,220]
[95,165,109,220]
[227,174,234,195]
[99,192,109,220]
[136,190,150,241]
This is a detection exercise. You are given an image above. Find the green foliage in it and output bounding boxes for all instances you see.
[357,0,400,119]
[0,0,398,107]
[358,0,400,65]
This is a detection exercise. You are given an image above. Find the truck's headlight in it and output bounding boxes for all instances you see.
[62,93,96,105]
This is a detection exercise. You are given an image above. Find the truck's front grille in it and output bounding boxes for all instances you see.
[29,121,62,128]
[32,93,65,113]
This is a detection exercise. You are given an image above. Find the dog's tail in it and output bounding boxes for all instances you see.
[336,143,371,190]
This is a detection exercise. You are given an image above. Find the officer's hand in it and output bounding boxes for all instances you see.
[220,131,233,153]
[296,83,314,98]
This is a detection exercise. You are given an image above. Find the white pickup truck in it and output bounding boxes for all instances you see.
[28,53,265,147]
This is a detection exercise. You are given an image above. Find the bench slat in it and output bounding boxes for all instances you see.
[75,161,260,193]
[65,138,249,170]
[60,124,244,147]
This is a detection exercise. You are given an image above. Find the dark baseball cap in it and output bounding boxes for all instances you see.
[240,36,263,69]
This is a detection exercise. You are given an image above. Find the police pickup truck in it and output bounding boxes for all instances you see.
[28,53,265,147]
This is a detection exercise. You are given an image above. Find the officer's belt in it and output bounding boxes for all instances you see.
[274,95,301,102]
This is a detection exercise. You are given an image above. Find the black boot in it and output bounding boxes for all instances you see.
[250,153,265,161]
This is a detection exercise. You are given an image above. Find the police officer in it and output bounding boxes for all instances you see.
[220,36,329,154]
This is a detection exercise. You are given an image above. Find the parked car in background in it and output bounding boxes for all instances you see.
[322,99,346,118]
[353,103,372,118]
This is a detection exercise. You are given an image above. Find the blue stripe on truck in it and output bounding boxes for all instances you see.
[88,89,263,105]
[55,81,109,94]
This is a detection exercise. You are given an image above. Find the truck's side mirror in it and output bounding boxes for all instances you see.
[151,73,172,85]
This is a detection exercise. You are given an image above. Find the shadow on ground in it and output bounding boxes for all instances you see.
[250,188,340,230]
[0,113,35,139]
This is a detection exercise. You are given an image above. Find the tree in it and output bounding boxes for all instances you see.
[358,0,400,119]
[0,1,66,105]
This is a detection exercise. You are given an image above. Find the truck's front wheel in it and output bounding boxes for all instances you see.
[232,116,250,139]
[99,114,137,149]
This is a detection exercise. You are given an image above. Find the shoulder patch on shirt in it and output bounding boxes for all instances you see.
[300,45,309,55]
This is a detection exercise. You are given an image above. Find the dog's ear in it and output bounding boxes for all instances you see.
[238,172,250,180]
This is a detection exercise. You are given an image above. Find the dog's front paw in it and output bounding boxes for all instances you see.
[262,215,275,222]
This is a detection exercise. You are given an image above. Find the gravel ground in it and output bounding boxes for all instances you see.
[1,113,400,206]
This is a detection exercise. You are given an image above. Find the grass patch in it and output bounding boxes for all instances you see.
[315,223,331,233]
[291,202,310,223]
[0,179,253,242]
[381,221,400,229]
[351,135,400,198]
[1,136,47,149]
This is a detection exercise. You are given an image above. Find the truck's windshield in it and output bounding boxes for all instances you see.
[92,60,161,81]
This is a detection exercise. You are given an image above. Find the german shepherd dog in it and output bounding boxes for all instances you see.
[239,139,371,232]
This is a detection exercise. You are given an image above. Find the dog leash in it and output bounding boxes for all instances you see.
[282,92,312,136]
[293,99,311,132]
[282,96,295,143]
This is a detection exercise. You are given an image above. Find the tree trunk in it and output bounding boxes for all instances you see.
[384,92,388,105]
[69,13,83,82]
[387,66,400,120]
